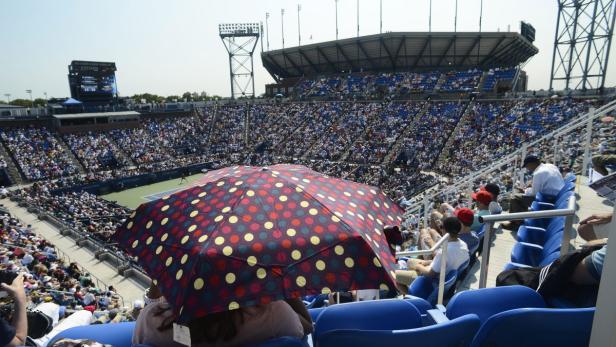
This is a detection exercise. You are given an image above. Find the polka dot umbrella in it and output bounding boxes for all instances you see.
[114,164,404,322]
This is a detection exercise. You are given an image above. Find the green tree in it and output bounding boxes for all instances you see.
[9,99,32,107]
[182,92,192,101]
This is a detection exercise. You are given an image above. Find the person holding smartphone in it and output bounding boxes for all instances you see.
[0,273,27,347]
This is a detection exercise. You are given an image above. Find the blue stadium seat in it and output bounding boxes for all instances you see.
[309,307,326,322]
[313,299,422,345]
[470,308,595,347]
[516,217,564,245]
[246,337,309,347]
[404,295,433,314]
[317,314,481,347]
[504,250,560,271]
[48,322,136,347]
[445,286,546,324]
[408,270,458,305]
[511,232,563,267]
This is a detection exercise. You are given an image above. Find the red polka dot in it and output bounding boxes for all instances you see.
[274,203,284,210]
[248,206,258,213]
[272,230,282,239]
[282,211,292,218]
[242,215,252,222]
[291,219,301,226]
[314,225,324,234]
[276,252,287,262]
[230,235,240,244]
[252,243,263,252]
[249,223,260,231]
[235,286,246,297]
[281,239,292,248]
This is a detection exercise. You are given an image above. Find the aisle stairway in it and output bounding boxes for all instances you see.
[434,100,475,169]
[382,101,430,166]
[0,141,24,185]
[54,134,86,174]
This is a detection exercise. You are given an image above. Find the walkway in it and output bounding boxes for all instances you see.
[1,198,146,305]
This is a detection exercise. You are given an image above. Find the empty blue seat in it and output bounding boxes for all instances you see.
[504,251,560,271]
[313,299,422,345]
[446,286,546,324]
[511,232,563,267]
[408,270,458,305]
[246,336,309,347]
[470,308,595,347]
[517,217,564,245]
[404,295,433,314]
[318,314,480,347]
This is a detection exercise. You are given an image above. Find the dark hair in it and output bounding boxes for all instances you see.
[442,217,462,236]
[484,183,500,198]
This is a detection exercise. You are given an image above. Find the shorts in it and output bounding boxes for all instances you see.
[395,269,418,287]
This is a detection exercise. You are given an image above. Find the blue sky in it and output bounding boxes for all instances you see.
[0,0,613,100]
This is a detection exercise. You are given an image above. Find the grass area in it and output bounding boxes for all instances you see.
[100,173,203,209]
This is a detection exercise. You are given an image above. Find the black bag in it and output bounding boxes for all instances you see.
[496,245,602,307]
[27,310,53,339]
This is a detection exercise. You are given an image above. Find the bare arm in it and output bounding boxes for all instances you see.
[2,275,27,347]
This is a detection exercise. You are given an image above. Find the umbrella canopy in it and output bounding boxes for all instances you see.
[115,164,403,322]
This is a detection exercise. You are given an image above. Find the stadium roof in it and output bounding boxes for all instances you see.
[261,32,538,82]
[53,111,140,119]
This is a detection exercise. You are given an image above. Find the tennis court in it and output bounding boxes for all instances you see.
[100,173,204,209]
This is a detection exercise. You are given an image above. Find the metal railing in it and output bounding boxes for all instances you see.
[477,195,576,288]
[395,233,450,305]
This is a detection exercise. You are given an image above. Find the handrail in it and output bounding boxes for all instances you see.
[477,195,576,288]
[395,233,450,305]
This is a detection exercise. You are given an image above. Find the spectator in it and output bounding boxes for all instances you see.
[470,190,493,232]
[453,208,480,254]
[504,155,564,230]
[0,273,27,347]
[483,183,503,214]
[578,212,613,242]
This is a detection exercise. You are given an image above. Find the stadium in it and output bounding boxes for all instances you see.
[0,1,615,346]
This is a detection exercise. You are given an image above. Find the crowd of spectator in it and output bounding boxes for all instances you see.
[63,132,128,171]
[0,127,79,180]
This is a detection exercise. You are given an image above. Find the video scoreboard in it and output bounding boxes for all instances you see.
[68,61,117,103]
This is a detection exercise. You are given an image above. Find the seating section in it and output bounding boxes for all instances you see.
[482,67,517,92]
[64,132,127,170]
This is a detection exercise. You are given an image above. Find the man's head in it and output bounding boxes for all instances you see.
[483,183,500,198]
[454,208,475,228]
[472,190,493,209]
[522,155,541,173]
[442,216,462,237]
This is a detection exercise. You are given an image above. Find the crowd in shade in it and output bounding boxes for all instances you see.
[294,67,508,100]
[0,127,79,181]
[0,207,137,345]
[63,132,128,171]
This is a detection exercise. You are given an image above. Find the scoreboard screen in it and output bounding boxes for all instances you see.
[68,61,117,102]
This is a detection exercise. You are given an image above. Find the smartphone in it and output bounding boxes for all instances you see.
[0,271,17,287]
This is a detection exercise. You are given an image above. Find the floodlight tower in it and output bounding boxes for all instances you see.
[219,23,261,99]
[549,0,616,91]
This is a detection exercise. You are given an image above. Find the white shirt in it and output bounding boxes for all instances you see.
[430,239,470,274]
[529,163,565,197]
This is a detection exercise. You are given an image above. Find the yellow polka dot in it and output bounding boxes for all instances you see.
[190,211,198,218]
[165,256,173,266]
[321,287,331,294]
[310,236,320,245]
[328,196,336,202]
[246,190,255,197]
[256,268,267,279]
[176,269,184,280]
[130,211,136,218]
[127,222,133,229]
[193,278,204,290]
[358,214,365,220]
[244,233,254,242]
[161,217,169,226]
[146,236,153,245]
[377,219,383,226]
[186,225,196,233]
[347,210,355,216]
[214,215,224,222]
[161,233,169,241]
[317,193,325,199]
[275,182,284,188]
[216,181,225,187]
[225,273,236,284]
[229,187,237,193]
[302,178,310,183]
[153,279,158,285]
[181,235,189,244]
[198,235,208,243]
[335,211,343,218]
[349,202,357,208]
[215,236,225,245]
[286,228,296,236]
[345,257,355,268]
[247,256,257,266]
[131,240,139,248]
[388,215,394,221]
[156,245,163,254]
[335,245,344,255]
[374,201,380,207]
[370,189,377,194]
[291,176,299,181]
[229,216,238,224]
[279,195,288,202]
[309,208,318,216]
[291,250,302,260]
[373,257,382,267]
[191,199,200,205]
[300,201,309,208]
[198,191,207,197]
[316,260,326,271]
[264,221,274,230]
[358,190,365,196]
[181,254,188,264]
[384,202,390,208]
[380,283,389,291]
[162,195,170,200]
[332,215,340,223]
[234,180,243,186]
[161,205,169,212]
[368,214,375,221]
[344,191,351,197]
[229,301,240,310]
[272,170,280,175]
[222,206,231,213]
[146,221,153,229]
[296,276,306,287]
[295,187,303,193]
[223,246,233,256]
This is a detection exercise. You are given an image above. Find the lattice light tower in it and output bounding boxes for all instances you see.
[219,23,261,99]
[549,0,616,91]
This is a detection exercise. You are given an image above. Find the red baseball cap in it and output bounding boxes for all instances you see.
[471,190,493,206]
[454,208,475,226]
